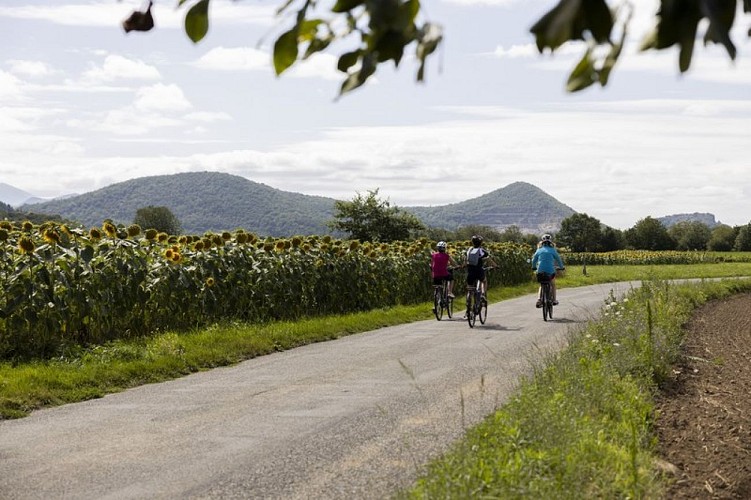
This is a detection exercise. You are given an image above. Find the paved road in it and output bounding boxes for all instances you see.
[0,282,639,499]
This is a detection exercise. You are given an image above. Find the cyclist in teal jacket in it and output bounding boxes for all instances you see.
[531,234,565,308]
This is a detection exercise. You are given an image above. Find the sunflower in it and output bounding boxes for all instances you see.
[18,236,35,254]
[22,220,34,232]
[127,224,141,238]
[205,277,215,288]
[0,229,8,242]
[43,229,61,245]
[144,229,158,241]
[89,228,102,241]
[102,222,117,238]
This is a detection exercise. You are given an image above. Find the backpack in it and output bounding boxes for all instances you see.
[467,247,483,266]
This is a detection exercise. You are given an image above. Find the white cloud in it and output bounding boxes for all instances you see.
[0,71,24,102]
[287,53,342,81]
[185,111,232,123]
[7,60,55,78]
[492,44,537,59]
[81,54,161,84]
[134,83,192,113]
[0,2,134,27]
[194,47,270,72]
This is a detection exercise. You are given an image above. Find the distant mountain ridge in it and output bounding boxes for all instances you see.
[0,183,36,207]
[21,173,576,236]
[657,212,719,228]
[22,172,336,236]
[406,182,576,235]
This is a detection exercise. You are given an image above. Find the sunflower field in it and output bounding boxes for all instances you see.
[0,220,532,360]
[562,250,751,266]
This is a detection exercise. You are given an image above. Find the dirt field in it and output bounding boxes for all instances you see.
[655,293,751,499]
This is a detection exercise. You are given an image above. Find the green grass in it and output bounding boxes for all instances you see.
[1,262,750,422]
[403,277,751,499]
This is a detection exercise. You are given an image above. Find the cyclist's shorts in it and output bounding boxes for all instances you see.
[466,266,485,286]
[536,272,555,283]
[433,272,453,286]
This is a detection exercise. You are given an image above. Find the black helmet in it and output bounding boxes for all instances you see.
[471,235,483,247]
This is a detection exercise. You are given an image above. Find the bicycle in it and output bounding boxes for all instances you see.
[536,271,555,321]
[465,267,491,328]
[432,276,454,321]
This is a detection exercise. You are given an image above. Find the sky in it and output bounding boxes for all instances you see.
[1,0,750,230]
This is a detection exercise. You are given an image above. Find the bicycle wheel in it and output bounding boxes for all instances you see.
[542,283,550,322]
[433,289,443,321]
[446,294,453,318]
[466,294,476,328]
[479,294,488,324]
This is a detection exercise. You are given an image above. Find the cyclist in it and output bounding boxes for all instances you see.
[465,235,497,300]
[531,233,565,308]
[430,241,459,298]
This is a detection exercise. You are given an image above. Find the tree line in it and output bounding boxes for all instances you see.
[555,213,751,253]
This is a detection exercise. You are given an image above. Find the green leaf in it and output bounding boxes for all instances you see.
[566,48,597,92]
[338,53,376,97]
[702,0,737,59]
[298,19,323,42]
[337,50,361,73]
[303,36,333,60]
[530,0,613,52]
[332,0,365,13]
[373,30,407,64]
[530,0,585,52]
[185,0,210,44]
[273,29,299,75]
[598,40,622,86]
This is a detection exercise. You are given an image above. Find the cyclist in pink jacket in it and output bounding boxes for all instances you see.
[430,241,459,298]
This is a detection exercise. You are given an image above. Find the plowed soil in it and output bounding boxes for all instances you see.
[655,293,751,499]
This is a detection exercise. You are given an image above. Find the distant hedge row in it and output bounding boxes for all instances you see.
[562,250,751,266]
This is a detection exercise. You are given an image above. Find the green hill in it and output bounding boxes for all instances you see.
[22,172,337,236]
[408,182,576,235]
[22,174,577,236]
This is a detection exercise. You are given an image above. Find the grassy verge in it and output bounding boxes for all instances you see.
[1,262,750,420]
[402,277,751,498]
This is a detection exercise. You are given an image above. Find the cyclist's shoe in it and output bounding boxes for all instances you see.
[448,293,455,298]
[553,300,559,306]
[536,300,542,308]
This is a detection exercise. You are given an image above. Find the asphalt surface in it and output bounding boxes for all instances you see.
[0,282,639,499]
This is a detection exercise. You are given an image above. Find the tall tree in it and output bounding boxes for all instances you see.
[557,213,602,252]
[134,206,182,235]
[707,224,737,251]
[734,223,751,251]
[625,217,675,250]
[328,189,423,242]
[668,221,711,251]
[600,226,625,252]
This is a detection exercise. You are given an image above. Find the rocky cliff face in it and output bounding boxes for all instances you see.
[657,213,718,228]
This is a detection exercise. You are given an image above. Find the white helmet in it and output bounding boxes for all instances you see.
[436,241,447,250]
[541,234,552,243]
